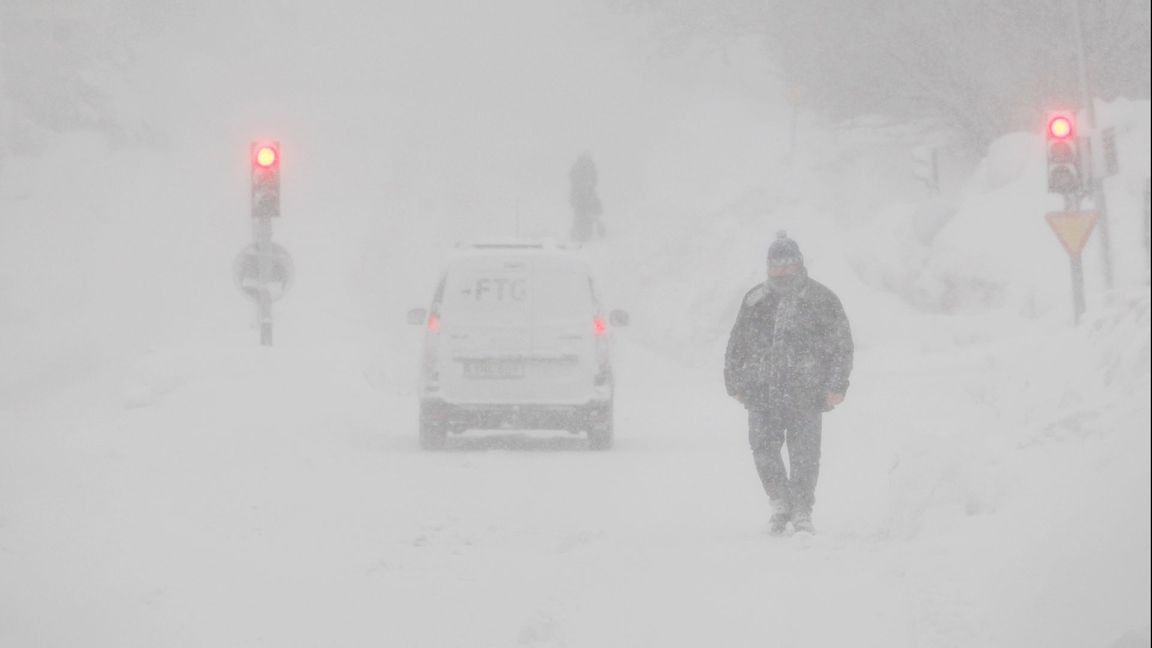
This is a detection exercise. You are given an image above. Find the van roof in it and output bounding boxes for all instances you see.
[444,241,593,274]
[454,238,581,251]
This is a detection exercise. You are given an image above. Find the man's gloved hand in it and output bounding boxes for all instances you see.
[729,388,748,405]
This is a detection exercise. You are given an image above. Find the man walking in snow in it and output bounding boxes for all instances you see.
[724,232,854,535]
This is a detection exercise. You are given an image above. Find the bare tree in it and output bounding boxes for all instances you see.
[623,0,1151,149]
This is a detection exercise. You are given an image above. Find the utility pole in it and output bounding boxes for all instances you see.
[1145,179,1150,279]
[1071,0,1114,289]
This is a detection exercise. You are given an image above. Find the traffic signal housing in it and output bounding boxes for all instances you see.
[251,141,280,218]
[1045,113,1082,196]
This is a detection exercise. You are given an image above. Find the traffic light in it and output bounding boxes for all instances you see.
[1045,113,1081,196]
[251,141,280,218]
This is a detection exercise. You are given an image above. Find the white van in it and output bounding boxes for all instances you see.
[407,242,627,450]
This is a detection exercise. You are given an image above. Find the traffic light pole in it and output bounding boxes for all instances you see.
[254,215,273,346]
[238,142,289,346]
[1066,195,1084,325]
[249,141,280,347]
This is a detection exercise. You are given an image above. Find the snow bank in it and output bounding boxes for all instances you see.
[874,287,1151,646]
[918,100,1151,317]
[915,132,1067,314]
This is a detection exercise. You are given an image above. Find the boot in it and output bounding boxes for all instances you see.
[768,512,791,536]
[768,500,791,536]
[791,511,816,535]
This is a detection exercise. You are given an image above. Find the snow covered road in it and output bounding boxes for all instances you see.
[2,312,1148,647]
[1,338,903,647]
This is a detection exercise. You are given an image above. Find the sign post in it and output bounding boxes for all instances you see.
[1045,210,1099,325]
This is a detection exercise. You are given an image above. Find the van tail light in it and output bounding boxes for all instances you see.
[423,315,442,382]
[593,318,607,336]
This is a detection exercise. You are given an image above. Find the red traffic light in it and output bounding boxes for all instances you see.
[1048,115,1074,140]
[254,145,278,169]
[1045,115,1081,195]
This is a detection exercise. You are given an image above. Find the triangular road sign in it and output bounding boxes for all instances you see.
[1045,211,1099,258]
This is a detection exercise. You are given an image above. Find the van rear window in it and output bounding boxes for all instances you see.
[531,269,593,320]
[441,260,593,323]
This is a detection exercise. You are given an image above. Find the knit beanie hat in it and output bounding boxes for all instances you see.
[767,230,803,267]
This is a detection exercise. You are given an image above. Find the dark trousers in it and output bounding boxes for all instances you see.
[748,406,823,515]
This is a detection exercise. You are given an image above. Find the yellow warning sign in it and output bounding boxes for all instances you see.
[1045,211,1099,258]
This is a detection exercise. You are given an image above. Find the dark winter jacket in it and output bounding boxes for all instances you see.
[569,155,602,217]
[724,273,854,411]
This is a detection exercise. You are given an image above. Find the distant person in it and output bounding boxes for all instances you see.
[568,152,604,242]
[724,231,854,536]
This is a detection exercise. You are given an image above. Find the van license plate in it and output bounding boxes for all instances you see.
[463,359,525,380]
